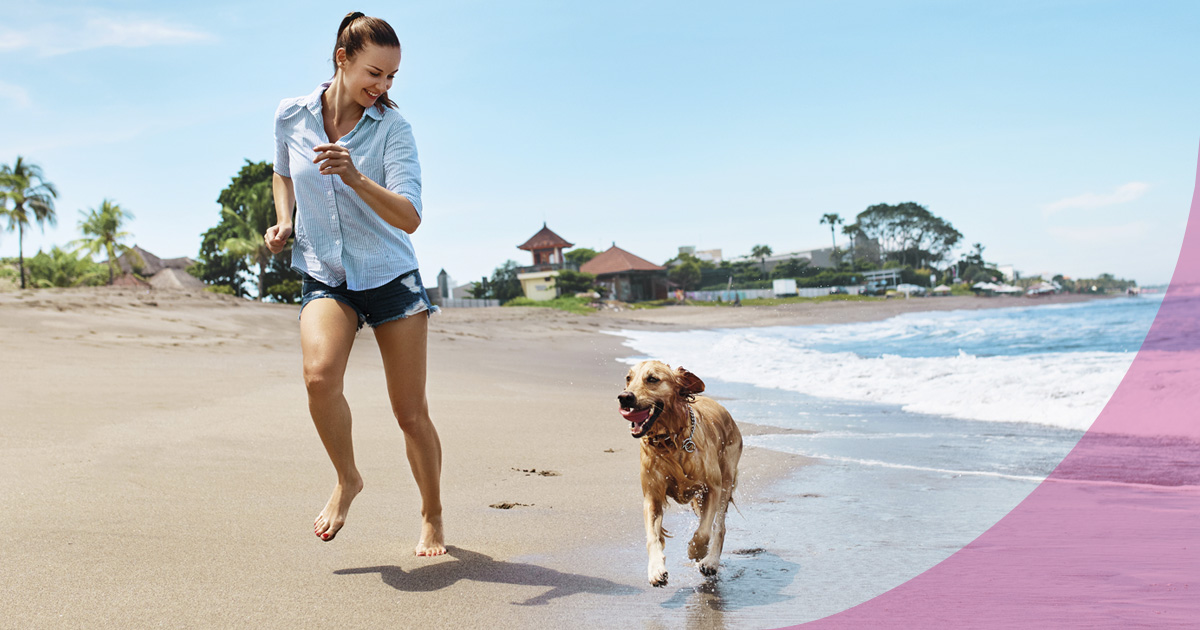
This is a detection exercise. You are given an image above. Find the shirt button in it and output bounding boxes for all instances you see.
[326,190,333,196]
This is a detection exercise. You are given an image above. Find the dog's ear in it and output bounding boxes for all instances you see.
[674,367,705,396]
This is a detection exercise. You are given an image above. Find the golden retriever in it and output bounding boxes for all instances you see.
[618,360,743,586]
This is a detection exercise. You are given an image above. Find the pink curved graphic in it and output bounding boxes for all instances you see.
[790,147,1200,628]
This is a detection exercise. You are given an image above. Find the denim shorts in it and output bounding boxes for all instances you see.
[299,269,439,330]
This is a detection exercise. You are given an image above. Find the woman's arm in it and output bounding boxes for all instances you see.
[265,173,296,254]
[313,143,421,234]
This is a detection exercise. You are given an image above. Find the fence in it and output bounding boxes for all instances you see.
[438,298,500,308]
[683,286,867,302]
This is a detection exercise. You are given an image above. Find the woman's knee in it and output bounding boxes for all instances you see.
[393,405,432,433]
[304,363,345,400]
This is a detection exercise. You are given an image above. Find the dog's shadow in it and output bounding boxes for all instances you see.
[336,546,639,606]
[660,549,799,613]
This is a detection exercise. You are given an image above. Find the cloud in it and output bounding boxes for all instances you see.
[0,15,214,57]
[0,80,31,108]
[1044,182,1150,215]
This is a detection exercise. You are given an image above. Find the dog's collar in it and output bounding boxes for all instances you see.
[645,404,698,453]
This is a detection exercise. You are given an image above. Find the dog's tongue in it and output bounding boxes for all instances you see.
[620,407,651,423]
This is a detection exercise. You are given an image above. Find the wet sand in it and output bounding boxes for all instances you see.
[0,288,1099,629]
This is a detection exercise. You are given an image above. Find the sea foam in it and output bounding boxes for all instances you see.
[610,326,1137,432]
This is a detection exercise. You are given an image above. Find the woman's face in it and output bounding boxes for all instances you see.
[337,43,401,109]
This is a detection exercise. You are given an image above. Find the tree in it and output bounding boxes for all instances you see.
[73,199,136,284]
[26,246,107,288]
[194,160,281,299]
[750,244,773,274]
[220,179,275,301]
[669,260,701,291]
[819,213,843,251]
[0,157,58,289]
[564,247,599,267]
[771,257,810,279]
[487,260,524,302]
[854,202,962,268]
[554,269,597,294]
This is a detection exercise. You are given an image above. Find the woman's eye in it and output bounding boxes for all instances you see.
[370,72,381,77]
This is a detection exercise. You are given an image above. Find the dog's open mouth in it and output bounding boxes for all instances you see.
[621,402,663,438]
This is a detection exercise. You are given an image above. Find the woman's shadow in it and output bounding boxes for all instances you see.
[335,546,639,606]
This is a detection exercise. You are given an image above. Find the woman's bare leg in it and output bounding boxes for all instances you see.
[373,313,445,556]
[300,298,362,541]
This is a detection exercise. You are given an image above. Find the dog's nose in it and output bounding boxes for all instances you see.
[618,391,636,408]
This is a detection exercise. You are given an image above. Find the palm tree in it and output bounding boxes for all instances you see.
[73,199,137,284]
[0,157,58,289]
[220,180,275,300]
[750,244,773,275]
[819,213,843,251]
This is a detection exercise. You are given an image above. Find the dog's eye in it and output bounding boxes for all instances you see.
[625,375,631,383]
[647,376,659,383]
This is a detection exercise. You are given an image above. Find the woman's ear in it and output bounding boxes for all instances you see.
[675,367,705,397]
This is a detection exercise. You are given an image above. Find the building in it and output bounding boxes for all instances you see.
[581,244,668,302]
[515,224,576,301]
[729,237,881,274]
[677,246,723,264]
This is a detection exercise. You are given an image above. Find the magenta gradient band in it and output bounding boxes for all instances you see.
[785,146,1200,628]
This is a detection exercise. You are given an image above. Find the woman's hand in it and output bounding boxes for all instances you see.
[265,223,293,254]
[313,143,363,188]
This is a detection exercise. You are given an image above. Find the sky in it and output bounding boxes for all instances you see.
[1,0,1197,287]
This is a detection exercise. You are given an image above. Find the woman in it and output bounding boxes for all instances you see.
[265,11,444,556]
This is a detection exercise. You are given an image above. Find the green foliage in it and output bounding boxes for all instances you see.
[205,285,238,296]
[1,156,58,289]
[26,246,107,288]
[486,260,524,302]
[771,257,810,279]
[194,160,277,298]
[554,269,597,294]
[266,279,302,304]
[72,199,135,284]
[819,213,843,250]
[669,260,701,291]
[468,277,491,299]
[1057,273,1137,294]
[970,269,996,283]
[854,202,962,268]
[503,295,594,314]
[564,247,599,266]
[664,252,716,269]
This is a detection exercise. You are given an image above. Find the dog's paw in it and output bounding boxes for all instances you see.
[649,570,669,587]
[698,560,719,577]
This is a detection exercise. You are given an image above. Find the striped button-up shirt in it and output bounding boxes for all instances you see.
[274,82,424,291]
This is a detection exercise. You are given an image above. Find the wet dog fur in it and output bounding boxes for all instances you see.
[618,360,743,587]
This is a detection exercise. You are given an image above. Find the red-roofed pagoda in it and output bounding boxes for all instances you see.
[516,223,575,301]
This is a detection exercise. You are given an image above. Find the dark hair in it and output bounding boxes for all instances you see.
[333,11,401,111]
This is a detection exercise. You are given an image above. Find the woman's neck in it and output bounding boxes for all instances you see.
[322,76,365,128]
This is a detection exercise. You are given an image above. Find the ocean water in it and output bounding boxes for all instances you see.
[602,296,1163,627]
[611,296,1160,431]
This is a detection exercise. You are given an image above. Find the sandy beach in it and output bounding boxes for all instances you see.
[0,289,1105,629]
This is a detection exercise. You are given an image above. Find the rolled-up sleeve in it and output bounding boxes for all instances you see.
[274,101,291,178]
[383,118,423,218]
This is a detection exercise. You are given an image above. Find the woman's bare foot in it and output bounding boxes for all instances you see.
[413,514,446,556]
[314,477,363,541]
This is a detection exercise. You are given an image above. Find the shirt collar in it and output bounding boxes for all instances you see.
[305,81,383,121]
